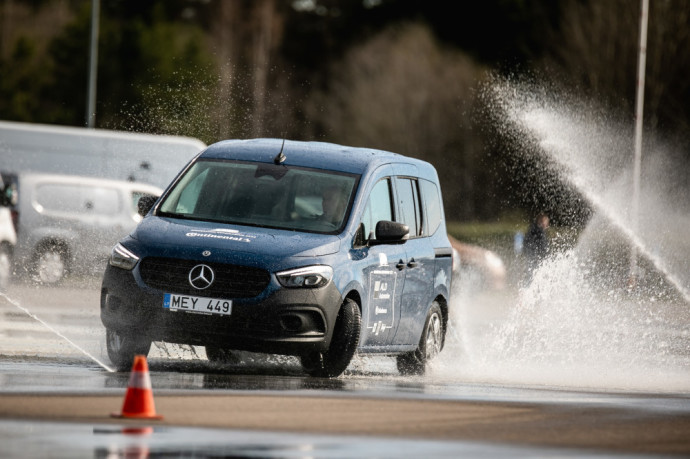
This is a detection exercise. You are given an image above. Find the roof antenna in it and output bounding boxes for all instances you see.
[274,139,286,165]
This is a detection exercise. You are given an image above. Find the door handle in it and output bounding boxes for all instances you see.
[396,260,406,270]
[407,259,418,268]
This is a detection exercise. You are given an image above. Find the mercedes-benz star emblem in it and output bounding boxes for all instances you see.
[189,264,214,290]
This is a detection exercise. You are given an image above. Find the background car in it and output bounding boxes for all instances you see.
[449,235,507,291]
[7,172,162,284]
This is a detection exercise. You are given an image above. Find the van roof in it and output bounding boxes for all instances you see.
[0,120,206,149]
[201,139,436,176]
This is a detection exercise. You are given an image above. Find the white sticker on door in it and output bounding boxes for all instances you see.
[367,270,397,334]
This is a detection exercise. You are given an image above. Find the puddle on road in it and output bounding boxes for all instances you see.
[1,270,688,394]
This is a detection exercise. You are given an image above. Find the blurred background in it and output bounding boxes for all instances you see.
[1,0,689,286]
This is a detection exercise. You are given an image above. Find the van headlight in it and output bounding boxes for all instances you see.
[277,266,333,288]
[109,243,140,270]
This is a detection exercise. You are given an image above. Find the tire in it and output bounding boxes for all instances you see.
[205,346,240,364]
[106,328,152,371]
[0,245,11,291]
[301,298,361,378]
[34,244,67,284]
[397,302,444,376]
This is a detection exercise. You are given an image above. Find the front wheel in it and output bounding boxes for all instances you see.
[106,328,151,371]
[301,298,361,378]
[397,301,444,376]
[34,244,67,284]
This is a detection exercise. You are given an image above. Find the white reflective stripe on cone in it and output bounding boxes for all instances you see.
[128,371,152,390]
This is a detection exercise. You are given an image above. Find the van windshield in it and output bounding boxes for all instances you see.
[158,159,359,234]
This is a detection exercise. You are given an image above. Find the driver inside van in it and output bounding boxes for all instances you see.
[320,185,346,226]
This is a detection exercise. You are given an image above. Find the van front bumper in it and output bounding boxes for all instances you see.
[100,264,343,356]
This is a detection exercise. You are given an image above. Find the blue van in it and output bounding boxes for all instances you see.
[101,139,453,377]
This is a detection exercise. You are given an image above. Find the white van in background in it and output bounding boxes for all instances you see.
[8,173,162,284]
[0,120,205,189]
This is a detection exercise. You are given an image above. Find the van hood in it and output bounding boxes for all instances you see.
[131,216,341,258]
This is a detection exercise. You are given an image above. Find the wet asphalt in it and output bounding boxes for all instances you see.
[0,419,616,459]
[1,279,689,457]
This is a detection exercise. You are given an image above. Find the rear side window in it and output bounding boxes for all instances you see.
[420,179,442,235]
[395,177,422,237]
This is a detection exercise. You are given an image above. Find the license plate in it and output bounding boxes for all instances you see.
[163,293,232,316]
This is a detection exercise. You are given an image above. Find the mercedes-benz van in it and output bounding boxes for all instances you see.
[101,139,453,376]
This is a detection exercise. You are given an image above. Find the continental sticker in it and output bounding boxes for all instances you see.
[185,228,257,243]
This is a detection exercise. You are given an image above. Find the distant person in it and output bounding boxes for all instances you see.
[523,212,550,282]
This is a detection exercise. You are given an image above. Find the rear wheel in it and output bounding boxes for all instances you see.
[34,243,67,284]
[397,302,444,376]
[301,298,360,378]
[106,328,151,371]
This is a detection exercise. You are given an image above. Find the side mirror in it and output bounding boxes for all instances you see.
[369,220,409,245]
[137,195,158,217]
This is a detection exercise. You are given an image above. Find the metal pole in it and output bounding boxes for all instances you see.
[86,0,100,128]
[630,0,649,287]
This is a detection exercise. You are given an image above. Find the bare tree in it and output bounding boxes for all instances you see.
[207,0,284,140]
[0,0,73,60]
[209,1,241,140]
[305,23,490,219]
[540,0,690,134]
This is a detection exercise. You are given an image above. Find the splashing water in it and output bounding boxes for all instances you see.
[0,291,114,372]
[488,76,690,301]
[432,77,690,392]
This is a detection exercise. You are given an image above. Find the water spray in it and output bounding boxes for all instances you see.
[433,73,690,392]
[0,291,115,372]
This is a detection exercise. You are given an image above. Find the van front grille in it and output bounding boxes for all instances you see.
[139,257,270,298]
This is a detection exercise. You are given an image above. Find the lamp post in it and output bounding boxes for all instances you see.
[86,0,100,128]
[630,0,649,287]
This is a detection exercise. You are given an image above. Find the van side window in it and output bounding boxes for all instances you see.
[361,178,393,240]
[420,179,442,235]
[395,177,422,238]
[88,186,121,214]
[35,184,120,216]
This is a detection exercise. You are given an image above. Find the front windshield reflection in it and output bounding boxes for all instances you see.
[158,159,359,234]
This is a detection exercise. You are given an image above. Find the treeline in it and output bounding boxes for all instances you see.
[1,0,688,222]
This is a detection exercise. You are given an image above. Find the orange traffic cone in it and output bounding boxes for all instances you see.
[111,355,163,420]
